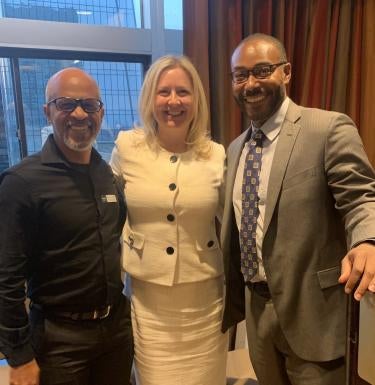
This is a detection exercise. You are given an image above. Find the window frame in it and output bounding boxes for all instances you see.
[0,0,182,168]
[0,48,151,158]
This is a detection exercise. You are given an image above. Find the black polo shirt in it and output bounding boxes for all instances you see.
[0,135,126,366]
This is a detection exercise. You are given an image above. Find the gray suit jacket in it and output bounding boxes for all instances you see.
[221,100,375,361]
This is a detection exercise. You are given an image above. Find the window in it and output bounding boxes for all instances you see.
[0,0,183,172]
[0,57,145,166]
[1,0,143,27]
[164,0,182,30]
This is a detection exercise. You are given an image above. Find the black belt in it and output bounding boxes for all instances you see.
[246,281,271,299]
[31,303,113,321]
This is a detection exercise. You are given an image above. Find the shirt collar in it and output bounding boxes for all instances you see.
[40,134,102,167]
[250,97,290,143]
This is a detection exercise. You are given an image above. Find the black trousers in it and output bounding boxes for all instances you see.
[30,295,133,385]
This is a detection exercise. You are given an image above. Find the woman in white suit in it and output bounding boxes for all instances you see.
[110,55,228,385]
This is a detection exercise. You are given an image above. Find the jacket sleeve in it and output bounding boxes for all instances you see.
[0,173,35,367]
[325,113,375,247]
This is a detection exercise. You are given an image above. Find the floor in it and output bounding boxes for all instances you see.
[0,349,258,385]
[226,348,258,384]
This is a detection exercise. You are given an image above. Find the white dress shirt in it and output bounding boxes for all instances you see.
[233,97,290,281]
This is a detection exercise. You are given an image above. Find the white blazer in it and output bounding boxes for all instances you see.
[110,129,226,286]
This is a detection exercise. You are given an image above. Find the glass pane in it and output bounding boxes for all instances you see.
[0,58,21,172]
[0,0,142,28]
[164,0,182,30]
[15,58,143,162]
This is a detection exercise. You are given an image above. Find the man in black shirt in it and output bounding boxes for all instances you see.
[0,68,133,385]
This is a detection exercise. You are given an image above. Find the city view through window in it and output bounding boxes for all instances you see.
[0,0,183,170]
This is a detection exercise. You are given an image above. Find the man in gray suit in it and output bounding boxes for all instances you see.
[221,33,375,385]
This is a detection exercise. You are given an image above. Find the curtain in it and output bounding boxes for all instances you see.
[361,0,375,165]
[243,0,363,122]
[183,0,375,167]
[183,0,243,145]
[183,0,211,109]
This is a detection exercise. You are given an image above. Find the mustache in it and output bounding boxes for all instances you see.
[241,88,263,99]
[67,120,93,128]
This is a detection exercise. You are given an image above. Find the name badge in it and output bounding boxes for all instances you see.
[101,194,117,203]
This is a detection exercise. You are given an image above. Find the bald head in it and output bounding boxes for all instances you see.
[45,67,100,102]
[230,33,291,127]
[44,67,104,164]
[232,33,287,67]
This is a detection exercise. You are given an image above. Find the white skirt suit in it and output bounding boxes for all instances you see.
[110,129,228,385]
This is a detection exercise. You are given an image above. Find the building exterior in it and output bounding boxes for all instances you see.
[0,0,182,169]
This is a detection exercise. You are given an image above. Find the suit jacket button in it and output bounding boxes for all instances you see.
[167,214,175,222]
[207,240,214,248]
[166,247,174,255]
[169,183,176,191]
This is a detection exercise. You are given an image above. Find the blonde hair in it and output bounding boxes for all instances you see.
[137,55,211,158]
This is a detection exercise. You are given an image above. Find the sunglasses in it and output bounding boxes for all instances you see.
[231,62,287,84]
[47,97,103,113]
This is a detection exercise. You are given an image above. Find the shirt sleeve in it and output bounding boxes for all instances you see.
[0,173,35,367]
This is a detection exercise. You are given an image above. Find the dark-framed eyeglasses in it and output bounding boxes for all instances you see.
[47,97,104,113]
[231,62,287,84]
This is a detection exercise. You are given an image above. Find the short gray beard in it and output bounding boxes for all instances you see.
[64,120,96,152]
[63,135,95,152]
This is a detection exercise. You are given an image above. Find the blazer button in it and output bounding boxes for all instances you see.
[170,155,178,163]
[167,214,175,222]
[166,246,174,255]
[169,183,177,191]
[207,240,214,248]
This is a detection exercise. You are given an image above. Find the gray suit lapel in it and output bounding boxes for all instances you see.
[263,102,302,235]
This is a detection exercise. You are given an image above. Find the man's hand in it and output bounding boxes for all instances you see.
[9,359,40,385]
[339,242,375,300]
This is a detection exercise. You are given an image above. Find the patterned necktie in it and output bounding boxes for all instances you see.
[240,128,265,282]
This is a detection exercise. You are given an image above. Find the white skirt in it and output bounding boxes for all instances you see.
[131,276,228,385]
